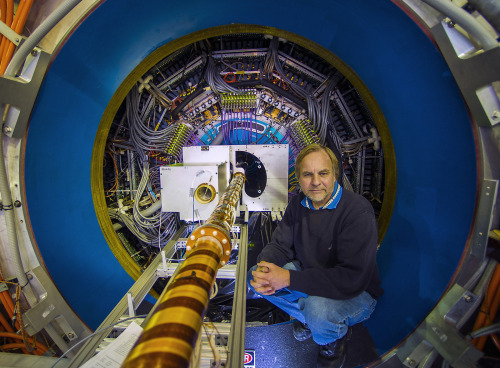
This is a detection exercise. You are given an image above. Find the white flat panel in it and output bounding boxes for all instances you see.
[160,164,224,221]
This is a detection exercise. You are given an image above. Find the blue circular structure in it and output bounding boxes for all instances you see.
[24,0,477,354]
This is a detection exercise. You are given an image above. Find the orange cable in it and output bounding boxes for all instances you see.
[0,0,34,74]
[105,151,119,197]
[471,263,500,347]
[0,278,16,314]
[0,290,15,324]
[0,343,24,352]
[5,0,14,27]
[0,332,48,351]
[1,0,6,23]
[0,1,5,57]
[8,0,20,29]
[223,72,236,83]
[1,342,47,355]
[0,0,21,70]
[0,291,14,316]
[0,0,12,65]
[5,0,13,26]
[0,307,13,332]
[476,282,500,350]
[14,285,32,353]
[0,278,21,331]
[0,0,5,62]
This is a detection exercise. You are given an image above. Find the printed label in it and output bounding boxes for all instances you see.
[244,350,255,367]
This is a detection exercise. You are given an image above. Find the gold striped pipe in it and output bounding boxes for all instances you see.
[122,172,245,368]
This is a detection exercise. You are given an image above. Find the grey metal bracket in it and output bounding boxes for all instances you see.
[455,180,498,287]
[67,225,185,368]
[0,282,8,292]
[22,266,90,342]
[54,315,79,342]
[416,284,483,368]
[403,340,434,367]
[0,49,51,138]
[431,23,500,128]
[444,289,479,327]
[372,354,407,368]
[381,259,497,368]
[0,20,22,45]
[470,180,498,260]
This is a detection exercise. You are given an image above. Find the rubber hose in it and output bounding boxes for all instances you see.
[468,0,500,35]
[422,0,498,51]
[4,0,84,76]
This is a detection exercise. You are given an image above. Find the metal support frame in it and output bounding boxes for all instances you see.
[0,50,51,138]
[62,222,249,368]
[0,20,22,45]
[468,180,498,260]
[66,226,185,368]
[415,284,483,368]
[227,224,248,368]
[22,267,90,338]
[158,262,237,279]
[372,2,500,362]
[373,179,497,367]
[454,180,498,289]
[431,22,500,128]
[154,226,248,367]
[375,260,497,368]
[20,266,92,357]
[402,340,434,368]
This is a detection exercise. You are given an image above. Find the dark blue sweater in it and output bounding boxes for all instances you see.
[257,189,383,300]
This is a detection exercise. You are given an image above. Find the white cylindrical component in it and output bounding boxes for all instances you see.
[370,127,380,151]
[468,0,500,34]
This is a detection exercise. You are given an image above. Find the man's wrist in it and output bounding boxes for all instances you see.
[284,269,291,288]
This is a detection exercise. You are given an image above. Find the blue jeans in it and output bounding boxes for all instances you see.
[247,261,377,345]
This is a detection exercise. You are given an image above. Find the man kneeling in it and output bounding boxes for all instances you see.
[248,144,383,368]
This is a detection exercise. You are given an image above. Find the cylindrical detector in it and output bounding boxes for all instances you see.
[122,239,222,368]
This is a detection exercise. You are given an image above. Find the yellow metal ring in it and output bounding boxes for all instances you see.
[194,183,216,204]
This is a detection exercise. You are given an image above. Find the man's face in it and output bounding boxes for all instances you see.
[298,150,336,209]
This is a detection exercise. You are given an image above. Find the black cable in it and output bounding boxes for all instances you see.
[171,83,207,120]
[467,322,500,339]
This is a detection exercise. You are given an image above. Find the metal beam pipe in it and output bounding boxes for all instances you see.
[122,172,245,368]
